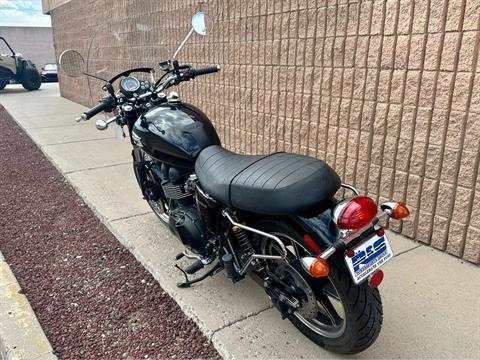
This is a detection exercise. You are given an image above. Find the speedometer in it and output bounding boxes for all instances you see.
[120,76,141,95]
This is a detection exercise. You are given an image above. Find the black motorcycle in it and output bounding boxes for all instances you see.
[59,12,410,354]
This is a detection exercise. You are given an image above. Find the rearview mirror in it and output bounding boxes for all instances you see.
[58,49,85,77]
[172,12,211,61]
[192,12,208,36]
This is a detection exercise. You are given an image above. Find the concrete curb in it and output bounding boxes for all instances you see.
[0,251,57,360]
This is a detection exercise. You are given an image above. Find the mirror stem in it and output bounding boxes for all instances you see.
[172,27,194,61]
[82,72,108,82]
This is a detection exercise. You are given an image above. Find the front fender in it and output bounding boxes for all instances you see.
[289,210,339,254]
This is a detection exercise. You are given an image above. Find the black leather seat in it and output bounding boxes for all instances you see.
[195,145,341,215]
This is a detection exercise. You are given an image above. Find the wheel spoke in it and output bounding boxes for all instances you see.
[318,293,343,326]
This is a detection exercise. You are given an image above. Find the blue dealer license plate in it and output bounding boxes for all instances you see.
[344,233,393,285]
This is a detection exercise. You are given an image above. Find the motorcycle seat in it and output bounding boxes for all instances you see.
[195,145,341,215]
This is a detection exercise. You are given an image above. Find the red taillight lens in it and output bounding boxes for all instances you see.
[336,196,378,230]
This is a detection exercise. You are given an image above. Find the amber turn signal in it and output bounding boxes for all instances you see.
[310,258,330,278]
[300,256,330,278]
[391,202,410,220]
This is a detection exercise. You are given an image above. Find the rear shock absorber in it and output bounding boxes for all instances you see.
[232,225,254,263]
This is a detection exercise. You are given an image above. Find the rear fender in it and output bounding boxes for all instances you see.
[288,210,339,255]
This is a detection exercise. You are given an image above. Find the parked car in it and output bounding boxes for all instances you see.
[0,37,41,91]
[41,63,58,82]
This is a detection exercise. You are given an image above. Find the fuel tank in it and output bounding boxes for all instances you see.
[132,102,221,169]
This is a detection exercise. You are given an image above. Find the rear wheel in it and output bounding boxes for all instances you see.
[0,80,7,90]
[20,67,41,90]
[256,219,383,354]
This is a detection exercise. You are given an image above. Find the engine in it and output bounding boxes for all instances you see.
[148,160,211,255]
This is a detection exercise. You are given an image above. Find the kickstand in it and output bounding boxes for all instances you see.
[175,262,223,288]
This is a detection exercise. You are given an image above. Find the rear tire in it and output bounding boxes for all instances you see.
[256,219,383,354]
[0,80,7,90]
[20,67,41,90]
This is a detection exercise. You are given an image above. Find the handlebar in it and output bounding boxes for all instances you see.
[188,65,220,78]
[154,64,220,93]
[79,95,116,121]
[77,64,220,122]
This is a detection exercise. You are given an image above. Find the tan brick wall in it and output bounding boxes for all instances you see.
[47,0,480,264]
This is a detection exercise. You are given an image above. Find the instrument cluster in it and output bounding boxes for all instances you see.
[119,76,150,96]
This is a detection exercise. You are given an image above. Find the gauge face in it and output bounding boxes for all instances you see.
[120,76,141,94]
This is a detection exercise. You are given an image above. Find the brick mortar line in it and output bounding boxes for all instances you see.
[341,0,364,193]
[320,1,340,159]
[381,0,416,235]
[314,0,330,160]
[400,0,432,238]
[351,0,376,190]
[365,0,397,202]
[444,8,480,258]
[331,1,349,176]
[429,0,468,251]
[413,0,450,245]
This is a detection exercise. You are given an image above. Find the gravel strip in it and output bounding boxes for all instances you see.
[0,105,220,360]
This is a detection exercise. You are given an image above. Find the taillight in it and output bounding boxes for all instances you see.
[335,196,377,230]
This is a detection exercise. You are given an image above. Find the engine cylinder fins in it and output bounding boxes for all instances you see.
[161,181,193,200]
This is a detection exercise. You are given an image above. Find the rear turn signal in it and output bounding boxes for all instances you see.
[300,256,330,278]
[335,196,378,230]
[391,202,410,220]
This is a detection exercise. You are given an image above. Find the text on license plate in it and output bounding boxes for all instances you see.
[344,234,393,285]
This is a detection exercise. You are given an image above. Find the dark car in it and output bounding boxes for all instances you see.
[41,63,58,82]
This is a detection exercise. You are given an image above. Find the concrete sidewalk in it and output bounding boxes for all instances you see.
[1,84,479,359]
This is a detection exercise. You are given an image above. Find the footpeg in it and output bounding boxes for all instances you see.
[185,260,204,274]
[175,252,185,261]
[175,262,223,288]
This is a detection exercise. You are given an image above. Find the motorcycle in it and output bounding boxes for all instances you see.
[59,12,410,354]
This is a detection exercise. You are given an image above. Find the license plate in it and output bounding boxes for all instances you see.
[344,233,393,285]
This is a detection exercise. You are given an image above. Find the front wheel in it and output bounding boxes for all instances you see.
[256,219,383,354]
[131,148,169,225]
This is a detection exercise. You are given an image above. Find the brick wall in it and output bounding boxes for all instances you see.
[46,0,480,264]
